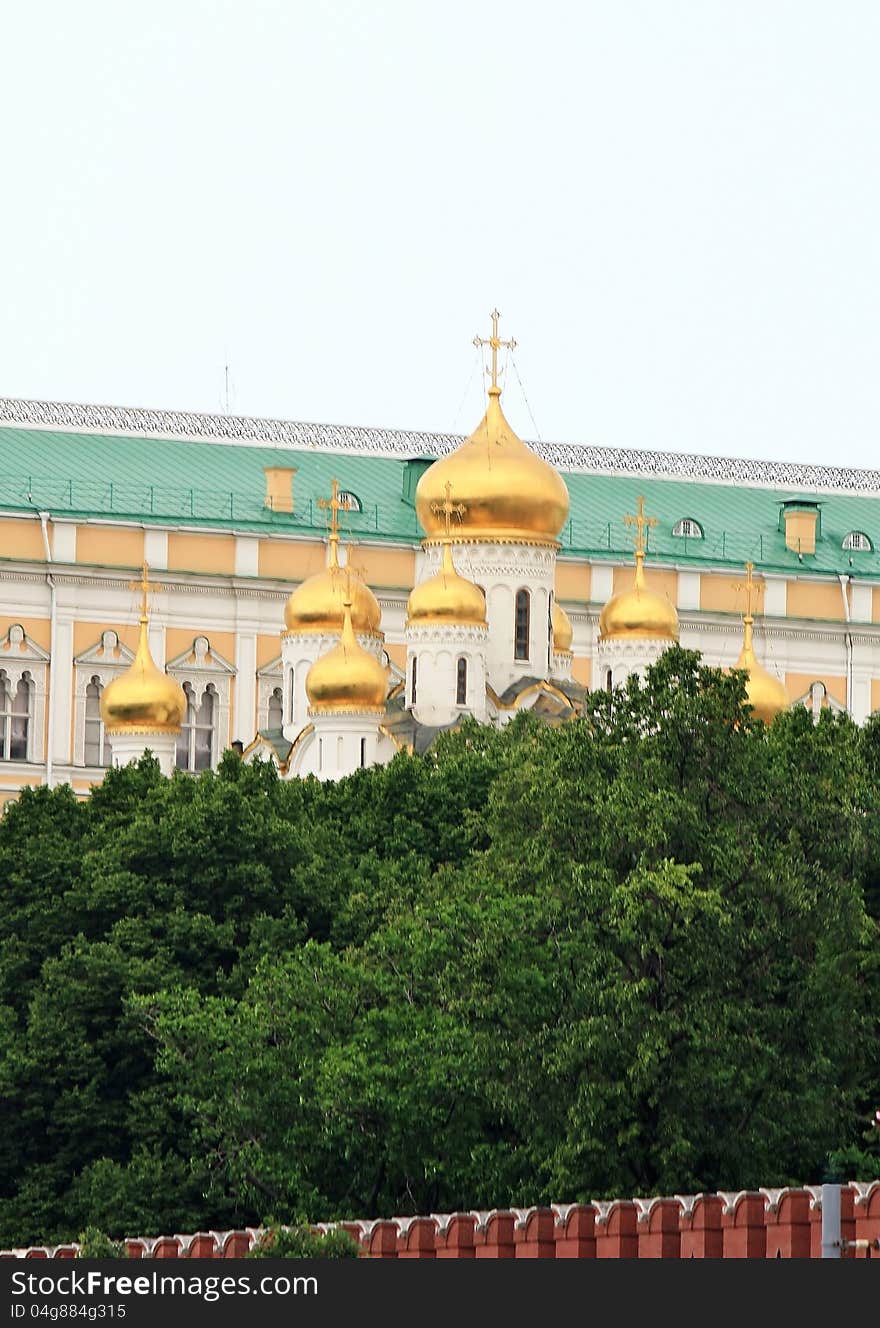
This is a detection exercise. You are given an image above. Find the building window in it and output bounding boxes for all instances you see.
[456,657,467,705]
[514,589,530,661]
[411,656,417,705]
[288,669,295,723]
[605,668,613,694]
[843,531,872,552]
[338,490,362,512]
[84,676,111,767]
[673,518,703,539]
[176,683,217,772]
[268,687,283,729]
[360,736,367,768]
[0,671,31,761]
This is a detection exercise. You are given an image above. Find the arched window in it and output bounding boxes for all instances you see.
[410,656,418,706]
[360,736,367,768]
[287,668,296,723]
[84,676,110,767]
[605,668,613,694]
[176,683,217,772]
[0,673,30,760]
[672,518,703,539]
[0,671,31,761]
[338,490,362,512]
[514,589,530,661]
[268,687,283,729]
[843,531,872,552]
[456,657,467,706]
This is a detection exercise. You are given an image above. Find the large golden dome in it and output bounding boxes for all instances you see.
[415,386,570,545]
[100,620,186,734]
[284,538,382,637]
[406,542,487,627]
[306,605,389,714]
[598,551,679,642]
[552,600,573,652]
[733,617,789,724]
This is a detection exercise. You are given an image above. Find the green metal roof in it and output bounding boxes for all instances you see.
[2,420,880,579]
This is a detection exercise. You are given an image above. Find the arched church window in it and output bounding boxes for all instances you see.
[84,676,111,767]
[0,671,32,761]
[338,490,362,512]
[605,668,613,694]
[514,589,530,661]
[410,656,417,706]
[176,683,217,772]
[268,687,283,729]
[456,657,467,706]
[673,518,703,539]
[843,531,872,552]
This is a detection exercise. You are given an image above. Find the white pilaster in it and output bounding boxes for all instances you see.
[234,632,257,742]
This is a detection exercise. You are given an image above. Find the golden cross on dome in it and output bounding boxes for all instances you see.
[738,561,763,621]
[129,561,162,623]
[473,309,517,391]
[623,496,658,556]
[318,478,344,542]
[430,481,466,540]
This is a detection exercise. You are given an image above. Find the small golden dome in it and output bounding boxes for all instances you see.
[552,600,573,652]
[406,542,487,627]
[283,538,382,636]
[733,617,789,724]
[598,552,679,641]
[415,386,570,545]
[306,605,389,714]
[100,620,186,734]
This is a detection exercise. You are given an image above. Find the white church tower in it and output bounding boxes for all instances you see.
[413,311,571,700]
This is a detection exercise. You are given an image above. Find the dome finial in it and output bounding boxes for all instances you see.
[624,495,658,574]
[431,480,466,544]
[318,477,344,568]
[132,559,155,625]
[473,308,516,397]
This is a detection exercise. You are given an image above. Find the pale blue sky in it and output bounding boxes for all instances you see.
[2,1,879,467]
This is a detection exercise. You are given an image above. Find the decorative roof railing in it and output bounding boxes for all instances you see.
[3,395,880,494]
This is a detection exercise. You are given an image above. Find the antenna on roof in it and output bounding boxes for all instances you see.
[224,359,230,414]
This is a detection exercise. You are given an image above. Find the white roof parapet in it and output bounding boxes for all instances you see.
[4,396,880,493]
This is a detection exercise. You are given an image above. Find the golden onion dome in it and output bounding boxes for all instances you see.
[100,619,186,734]
[415,386,570,545]
[552,600,573,652]
[406,542,487,628]
[283,537,382,636]
[598,551,679,642]
[306,604,389,714]
[733,617,789,724]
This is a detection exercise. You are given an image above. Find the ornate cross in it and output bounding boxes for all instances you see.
[738,561,763,620]
[430,481,466,539]
[129,561,162,622]
[623,496,658,555]
[473,309,516,391]
[318,478,344,542]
